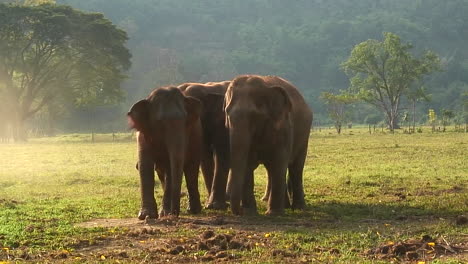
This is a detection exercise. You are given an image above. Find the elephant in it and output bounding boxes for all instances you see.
[127,86,203,219]
[223,75,313,216]
[178,81,231,210]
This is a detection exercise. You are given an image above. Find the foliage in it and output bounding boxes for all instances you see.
[441,109,455,131]
[363,113,382,125]
[342,32,441,131]
[2,2,465,135]
[1,0,466,132]
[0,3,130,140]
[320,91,357,134]
[428,109,437,124]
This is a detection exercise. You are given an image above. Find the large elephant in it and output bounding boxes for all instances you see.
[128,87,203,219]
[178,81,230,210]
[224,75,312,216]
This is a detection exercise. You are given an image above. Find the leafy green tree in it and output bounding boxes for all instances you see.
[406,85,431,133]
[428,109,437,132]
[463,91,468,132]
[0,3,130,140]
[342,32,441,132]
[441,109,455,132]
[320,91,357,134]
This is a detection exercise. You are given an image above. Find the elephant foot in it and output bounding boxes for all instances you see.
[230,203,243,216]
[187,202,202,214]
[265,209,284,216]
[138,208,158,220]
[159,208,173,218]
[291,201,306,210]
[243,206,258,216]
[205,200,228,210]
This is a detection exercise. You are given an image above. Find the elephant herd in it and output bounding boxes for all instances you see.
[127,75,313,219]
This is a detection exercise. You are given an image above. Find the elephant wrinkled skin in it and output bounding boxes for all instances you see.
[128,87,203,219]
[224,75,313,216]
[178,81,231,210]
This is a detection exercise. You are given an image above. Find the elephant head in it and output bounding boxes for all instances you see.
[128,87,202,136]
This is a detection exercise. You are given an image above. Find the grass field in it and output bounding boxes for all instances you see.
[0,128,467,263]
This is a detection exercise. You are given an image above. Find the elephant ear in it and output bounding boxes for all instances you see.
[222,88,234,127]
[204,93,225,113]
[184,96,202,124]
[267,86,292,128]
[204,93,226,124]
[127,99,150,131]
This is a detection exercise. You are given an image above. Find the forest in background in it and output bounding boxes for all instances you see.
[5,0,468,133]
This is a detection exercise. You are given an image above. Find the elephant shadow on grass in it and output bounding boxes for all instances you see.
[220,198,464,229]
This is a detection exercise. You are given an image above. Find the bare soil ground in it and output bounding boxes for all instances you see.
[69,216,310,263]
[11,216,462,263]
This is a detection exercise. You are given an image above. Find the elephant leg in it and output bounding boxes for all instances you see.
[184,162,202,214]
[284,175,292,209]
[241,167,257,215]
[261,174,271,202]
[200,146,214,195]
[264,168,291,208]
[205,145,229,210]
[137,140,158,220]
[156,166,165,187]
[264,155,288,216]
[288,148,307,210]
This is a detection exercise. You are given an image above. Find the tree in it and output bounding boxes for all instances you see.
[342,32,441,132]
[0,3,131,140]
[406,85,431,133]
[428,109,437,132]
[441,109,455,132]
[320,91,357,134]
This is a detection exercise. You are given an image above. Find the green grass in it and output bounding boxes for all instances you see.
[0,128,467,263]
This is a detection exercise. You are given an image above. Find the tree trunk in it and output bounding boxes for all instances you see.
[336,123,342,134]
[412,100,416,133]
[46,115,56,137]
[12,116,28,142]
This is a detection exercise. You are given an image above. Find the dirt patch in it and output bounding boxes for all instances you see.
[76,218,145,228]
[412,184,465,196]
[66,216,299,263]
[366,235,468,262]
[3,216,466,263]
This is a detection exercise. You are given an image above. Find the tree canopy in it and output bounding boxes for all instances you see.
[0,3,130,140]
[1,0,466,133]
[54,1,468,124]
[320,91,357,134]
[342,32,440,131]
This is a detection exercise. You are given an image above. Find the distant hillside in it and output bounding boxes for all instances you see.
[58,0,468,123]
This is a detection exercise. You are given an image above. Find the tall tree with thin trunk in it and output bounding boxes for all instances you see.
[0,3,131,141]
[406,85,431,133]
[320,91,357,134]
[341,32,441,132]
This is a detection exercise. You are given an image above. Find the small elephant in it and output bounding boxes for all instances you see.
[128,87,203,219]
[178,81,231,210]
[224,75,313,216]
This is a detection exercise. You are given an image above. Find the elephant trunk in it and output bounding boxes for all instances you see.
[227,119,252,215]
[166,121,186,216]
